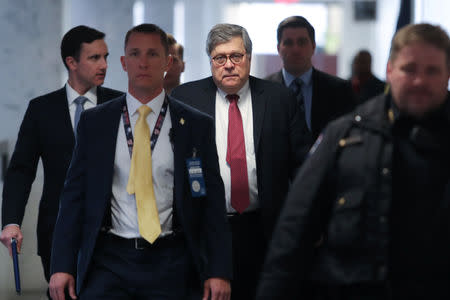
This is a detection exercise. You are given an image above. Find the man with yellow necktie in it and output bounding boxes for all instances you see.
[48,23,232,300]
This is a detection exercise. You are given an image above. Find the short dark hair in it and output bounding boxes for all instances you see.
[124,23,169,55]
[60,25,105,70]
[354,49,372,65]
[277,16,315,45]
[167,33,184,60]
[167,33,177,46]
[176,43,184,60]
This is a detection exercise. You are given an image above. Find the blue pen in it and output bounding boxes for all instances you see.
[11,238,21,295]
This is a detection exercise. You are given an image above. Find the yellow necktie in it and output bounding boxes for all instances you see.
[126,105,161,243]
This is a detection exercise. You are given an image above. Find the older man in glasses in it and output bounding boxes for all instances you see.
[172,23,311,300]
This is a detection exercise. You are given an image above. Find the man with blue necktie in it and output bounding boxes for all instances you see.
[266,16,356,140]
[0,25,122,299]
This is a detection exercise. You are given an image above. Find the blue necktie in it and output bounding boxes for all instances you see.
[74,96,88,134]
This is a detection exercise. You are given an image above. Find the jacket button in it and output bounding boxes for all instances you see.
[382,168,390,175]
[378,265,387,279]
[380,216,387,224]
[355,115,362,122]
[338,197,346,205]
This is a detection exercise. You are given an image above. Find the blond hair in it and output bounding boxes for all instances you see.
[389,23,450,68]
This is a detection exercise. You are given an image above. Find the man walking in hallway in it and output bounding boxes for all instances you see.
[0,25,122,298]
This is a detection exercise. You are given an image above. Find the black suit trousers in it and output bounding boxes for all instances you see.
[229,211,266,300]
[79,233,192,300]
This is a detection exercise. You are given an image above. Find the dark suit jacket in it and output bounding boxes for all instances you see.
[1,86,123,259]
[172,76,311,239]
[352,75,386,104]
[265,68,356,139]
[50,95,232,293]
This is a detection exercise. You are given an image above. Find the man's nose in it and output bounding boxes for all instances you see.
[139,56,149,68]
[100,57,107,70]
[412,72,426,86]
[223,57,234,69]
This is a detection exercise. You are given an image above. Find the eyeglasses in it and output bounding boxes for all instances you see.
[211,53,245,66]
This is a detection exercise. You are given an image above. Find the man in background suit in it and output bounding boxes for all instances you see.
[350,49,386,104]
[49,23,231,300]
[172,23,310,300]
[164,34,185,95]
[0,25,122,295]
[266,16,355,139]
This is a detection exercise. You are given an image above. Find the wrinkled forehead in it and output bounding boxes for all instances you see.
[211,37,245,54]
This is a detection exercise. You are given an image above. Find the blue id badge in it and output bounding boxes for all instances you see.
[186,155,207,197]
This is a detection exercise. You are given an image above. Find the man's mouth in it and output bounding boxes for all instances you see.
[407,88,430,97]
[223,74,238,79]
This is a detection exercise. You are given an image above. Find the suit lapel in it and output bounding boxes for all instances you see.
[249,77,266,155]
[53,87,76,145]
[277,70,286,86]
[310,68,323,135]
[99,96,125,197]
[168,98,190,225]
[198,77,218,118]
[96,86,107,104]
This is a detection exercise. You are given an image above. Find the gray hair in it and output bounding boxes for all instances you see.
[206,23,253,57]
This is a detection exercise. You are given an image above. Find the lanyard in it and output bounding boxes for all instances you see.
[121,96,169,158]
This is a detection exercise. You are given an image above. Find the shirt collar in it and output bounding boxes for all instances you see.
[282,67,313,88]
[217,80,250,102]
[66,82,97,105]
[126,90,166,117]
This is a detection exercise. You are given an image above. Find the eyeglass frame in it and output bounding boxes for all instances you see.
[211,52,246,66]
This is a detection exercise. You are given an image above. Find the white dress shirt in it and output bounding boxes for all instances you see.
[215,81,259,213]
[65,82,97,128]
[110,90,174,238]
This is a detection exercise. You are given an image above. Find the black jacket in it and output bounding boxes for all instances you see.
[172,76,311,239]
[257,93,450,299]
[2,86,123,259]
[50,96,232,293]
[265,68,356,139]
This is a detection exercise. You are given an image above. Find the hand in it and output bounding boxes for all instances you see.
[49,272,77,300]
[0,225,23,256]
[202,277,231,300]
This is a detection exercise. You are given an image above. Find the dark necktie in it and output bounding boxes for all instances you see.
[226,94,250,213]
[290,77,305,113]
[74,96,88,133]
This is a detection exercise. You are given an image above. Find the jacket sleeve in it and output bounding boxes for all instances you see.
[50,112,88,276]
[2,101,41,227]
[256,127,340,299]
